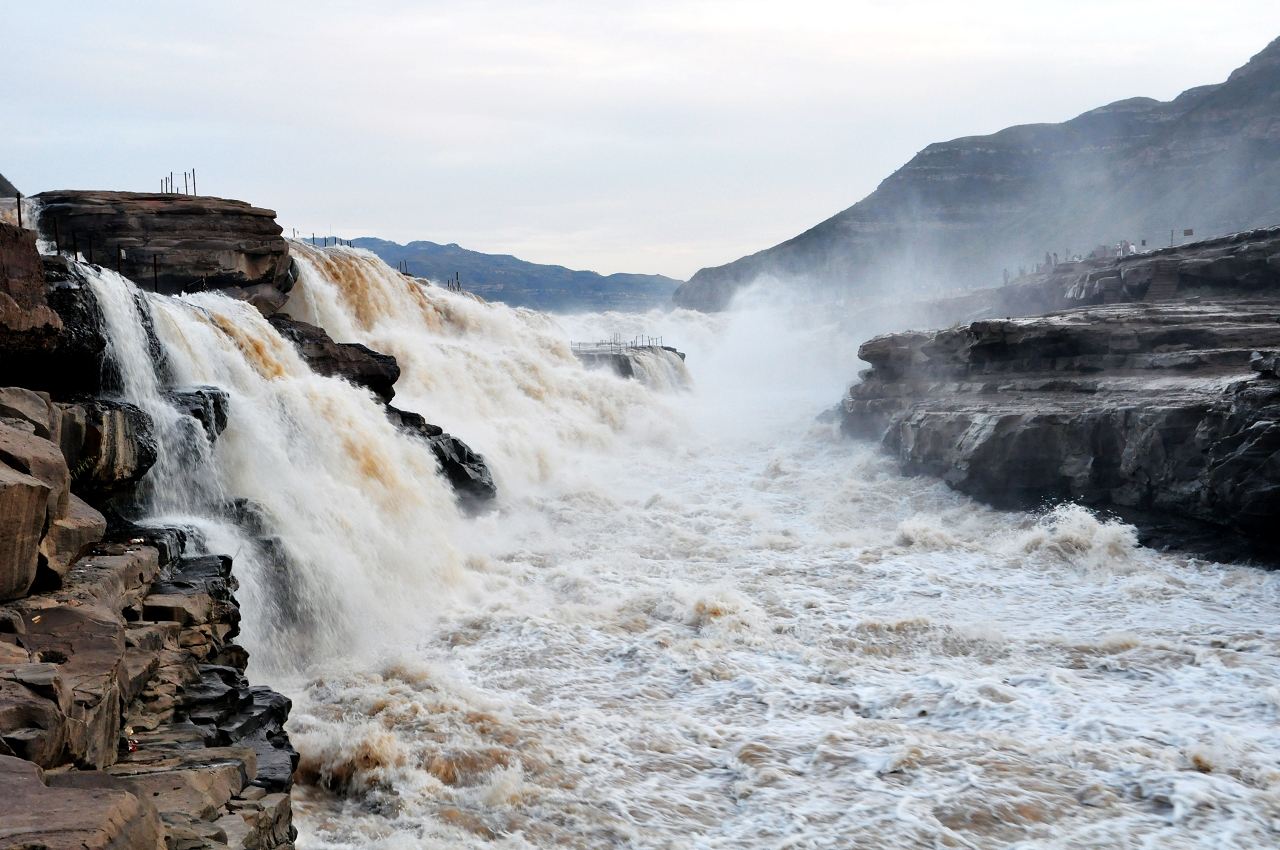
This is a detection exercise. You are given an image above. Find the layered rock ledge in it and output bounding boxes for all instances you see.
[34,191,295,314]
[0,389,298,849]
[842,301,1280,561]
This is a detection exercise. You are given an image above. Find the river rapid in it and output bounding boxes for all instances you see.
[85,247,1280,849]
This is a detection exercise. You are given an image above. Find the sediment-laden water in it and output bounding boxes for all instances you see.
[86,250,1280,849]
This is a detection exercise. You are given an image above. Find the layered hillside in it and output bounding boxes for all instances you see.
[354,237,681,312]
[676,36,1280,310]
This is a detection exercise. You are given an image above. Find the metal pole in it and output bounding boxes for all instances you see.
[192,168,197,195]
[15,192,21,228]
[184,172,189,195]
[53,217,60,253]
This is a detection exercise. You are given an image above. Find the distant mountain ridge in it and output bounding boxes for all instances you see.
[675,36,1280,310]
[0,173,18,197]
[353,237,681,312]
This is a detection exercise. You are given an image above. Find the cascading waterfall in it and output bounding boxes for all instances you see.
[83,262,478,671]
[284,243,682,496]
[622,347,691,391]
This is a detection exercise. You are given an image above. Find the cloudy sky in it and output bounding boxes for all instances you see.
[6,1,1279,278]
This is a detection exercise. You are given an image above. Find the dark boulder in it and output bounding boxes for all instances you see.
[166,387,230,441]
[387,404,497,508]
[58,399,157,503]
[268,315,400,403]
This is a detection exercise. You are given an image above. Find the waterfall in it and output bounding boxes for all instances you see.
[80,247,681,673]
[84,263,470,672]
[283,243,681,495]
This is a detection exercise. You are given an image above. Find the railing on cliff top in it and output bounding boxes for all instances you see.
[570,335,666,355]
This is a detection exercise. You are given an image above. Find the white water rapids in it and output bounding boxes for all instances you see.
[80,250,1280,849]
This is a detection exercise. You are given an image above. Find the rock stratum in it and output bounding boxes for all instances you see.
[677,36,1280,311]
[841,233,1280,560]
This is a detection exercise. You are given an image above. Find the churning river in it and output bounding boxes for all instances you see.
[85,245,1280,849]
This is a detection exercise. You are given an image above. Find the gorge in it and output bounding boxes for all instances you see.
[1,184,1279,848]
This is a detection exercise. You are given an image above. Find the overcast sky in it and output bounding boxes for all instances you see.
[6,2,1279,278]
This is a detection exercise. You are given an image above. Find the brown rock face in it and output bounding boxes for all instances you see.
[0,755,166,850]
[0,464,48,600]
[33,191,295,314]
[0,222,61,340]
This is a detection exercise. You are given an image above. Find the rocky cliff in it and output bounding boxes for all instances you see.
[34,192,296,314]
[841,296,1280,561]
[677,36,1280,311]
[1,222,299,848]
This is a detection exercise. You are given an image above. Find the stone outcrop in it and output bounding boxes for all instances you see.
[677,36,1280,310]
[575,345,685,376]
[267,313,498,507]
[34,192,295,314]
[387,405,497,508]
[0,754,167,850]
[267,315,400,403]
[0,390,115,600]
[0,174,17,198]
[842,301,1280,561]
[1,224,64,368]
[0,527,298,848]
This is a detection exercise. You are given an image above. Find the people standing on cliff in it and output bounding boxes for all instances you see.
[1053,252,1059,266]
[1003,268,1010,285]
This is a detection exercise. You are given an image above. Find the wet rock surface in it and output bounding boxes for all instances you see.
[387,404,498,508]
[264,312,497,506]
[267,315,400,402]
[842,301,1280,561]
[34,191,295,314]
